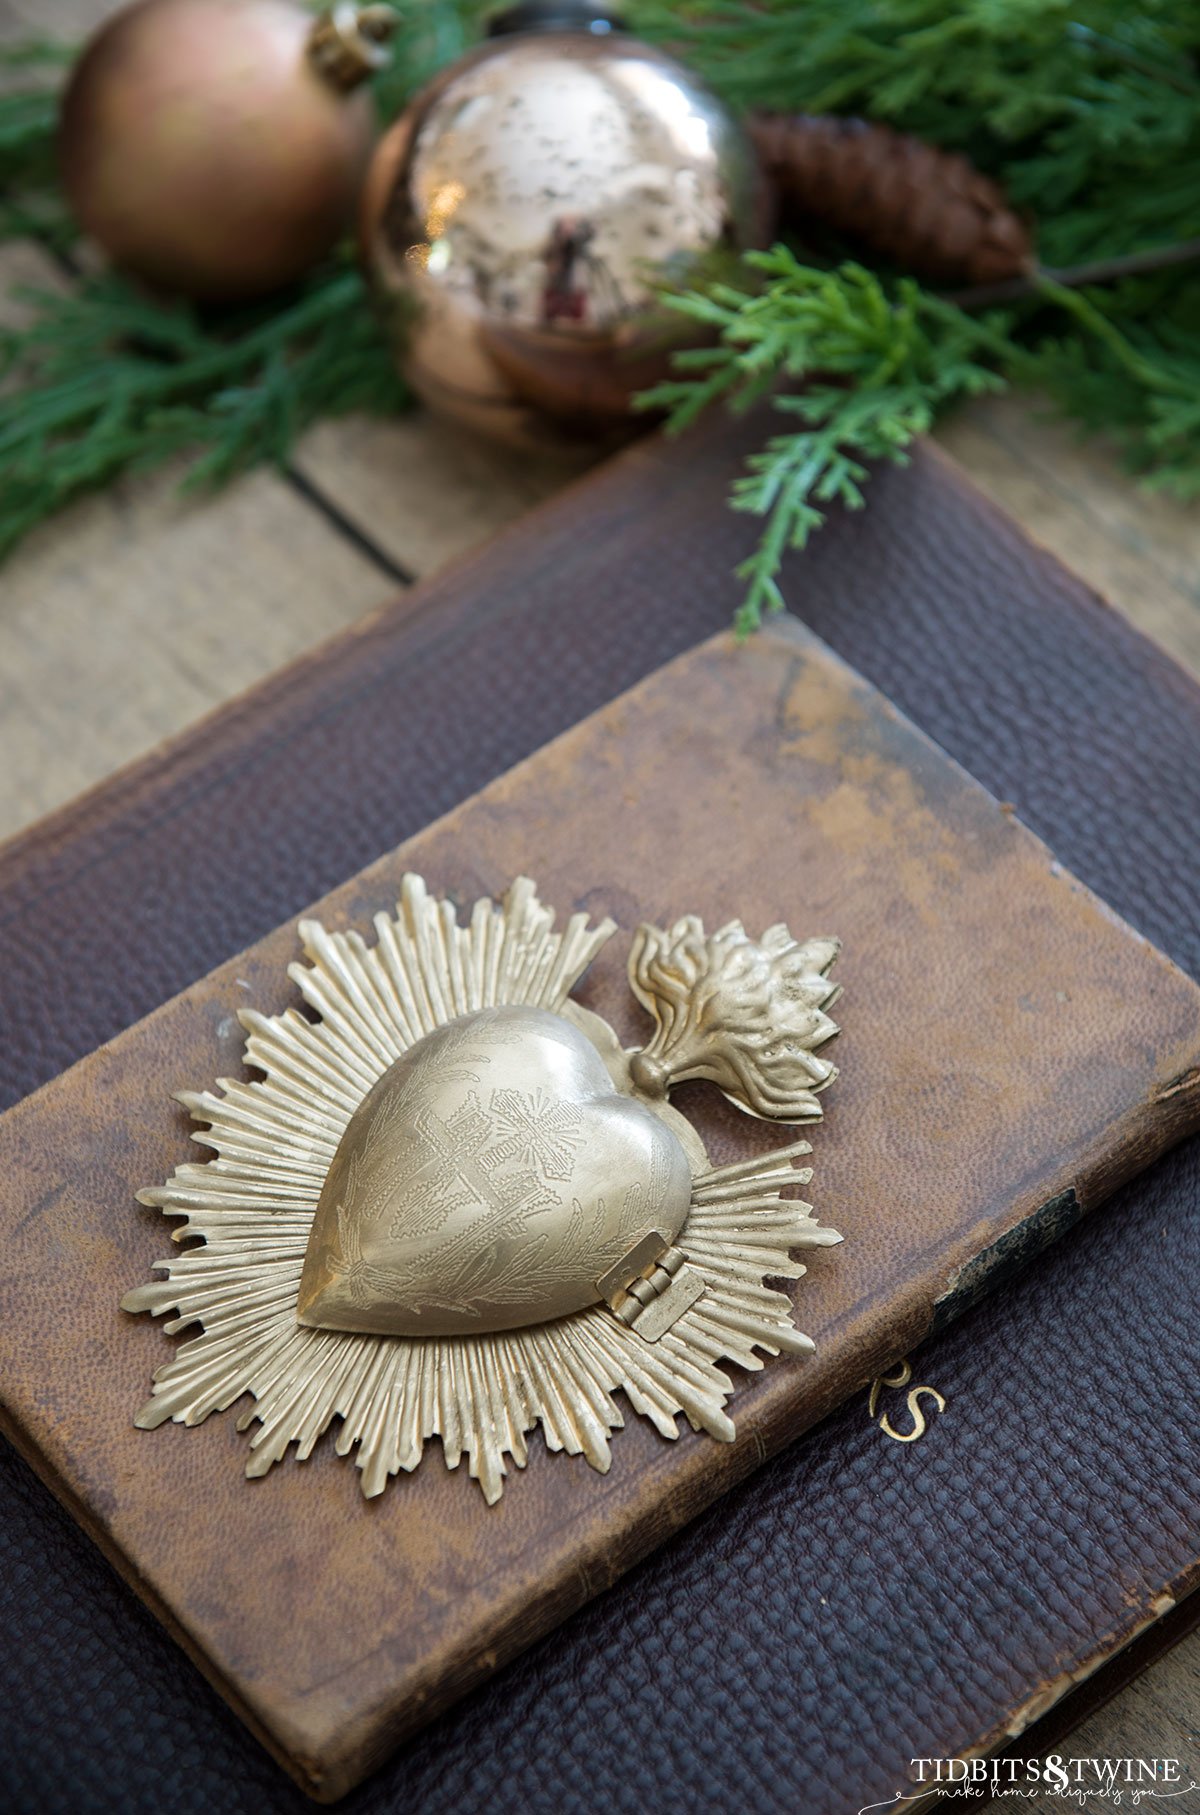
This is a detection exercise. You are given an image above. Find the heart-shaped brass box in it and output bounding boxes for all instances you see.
[124,877,843,1501]
[297,1005,696,1337]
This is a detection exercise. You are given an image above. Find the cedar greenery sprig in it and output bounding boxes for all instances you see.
[1030,272,1200,489]
[0,36,75,246]
[0,264,407,561]
[637,253,1010,633]
[639,249,1200,632]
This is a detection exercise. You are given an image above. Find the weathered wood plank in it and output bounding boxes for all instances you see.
[0,242,396,839]
[935,393,1200,675]
[0,466,400,841]
[295,412,594,578]
[980,1635,1200,1814]
[0,0,110,34]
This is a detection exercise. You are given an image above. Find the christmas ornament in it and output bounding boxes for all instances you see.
[123,875,843,1502]
[749,112,1032,289]
[59,0,396,302]
[7,2,1194,611]
[361,2,766,445]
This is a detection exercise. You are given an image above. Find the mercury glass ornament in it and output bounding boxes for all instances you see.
[360,2,766,446]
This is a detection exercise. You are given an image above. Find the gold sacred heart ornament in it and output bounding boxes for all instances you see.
[124,877,844,1501]
[298,1006,695,1337]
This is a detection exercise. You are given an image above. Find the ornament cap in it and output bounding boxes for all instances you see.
[487,1,626,38]
[308,2,396,90]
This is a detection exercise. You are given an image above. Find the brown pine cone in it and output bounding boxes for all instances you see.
[748,112,1033,288]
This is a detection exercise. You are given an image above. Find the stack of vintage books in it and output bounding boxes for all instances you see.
[1,410,1197,1811]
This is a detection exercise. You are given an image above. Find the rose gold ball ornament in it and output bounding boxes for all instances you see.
[60,0,396,302]
[361,1,766,446]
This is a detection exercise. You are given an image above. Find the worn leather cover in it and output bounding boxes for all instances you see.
[3,613,1200,1802]
[2,415,1199,1815]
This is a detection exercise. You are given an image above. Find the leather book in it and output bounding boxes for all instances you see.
[2,414,1199,1815]
[3,613,1200,1803]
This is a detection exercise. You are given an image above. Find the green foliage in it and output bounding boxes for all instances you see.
[0,38,69,177]
[0,37,76,246]
[0,265,407,560]
[627,0,1200,625]
[1029,272,1200,496]
[639,253,1008,631]
[644,249,1200,630]
[628,0,1200,264]
[0,5,1198,624]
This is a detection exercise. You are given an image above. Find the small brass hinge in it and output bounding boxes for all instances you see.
[596,1228,707,1343]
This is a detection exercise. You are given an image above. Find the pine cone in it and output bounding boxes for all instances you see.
[749,112,1033,288]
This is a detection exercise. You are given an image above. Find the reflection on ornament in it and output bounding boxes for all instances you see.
[361,8,767,446]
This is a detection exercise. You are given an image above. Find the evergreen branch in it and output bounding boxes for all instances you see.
[626,0,1200,626]
[0,263,407,560]
[946,237,1200,310]
[1032,274,1197,403]
[641,248,1200,626]
[638,253,1006,633]
[1021,271,1200,498]
[2,2,1199,627]
[0,35,74,243]
[631,0,1200,262]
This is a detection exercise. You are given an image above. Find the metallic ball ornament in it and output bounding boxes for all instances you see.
[60,0,395,302]
[361,4,767,445]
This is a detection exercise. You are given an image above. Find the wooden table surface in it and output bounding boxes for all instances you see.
[2,1,1198,1803]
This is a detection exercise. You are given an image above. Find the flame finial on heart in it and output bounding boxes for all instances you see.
[628,916,840,1121]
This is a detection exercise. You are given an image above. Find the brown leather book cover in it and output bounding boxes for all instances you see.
[2,618,1198,1800]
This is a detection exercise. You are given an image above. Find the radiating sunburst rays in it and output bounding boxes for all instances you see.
[123,876,840,1502]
